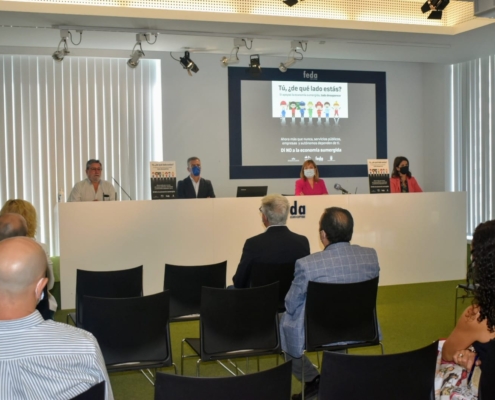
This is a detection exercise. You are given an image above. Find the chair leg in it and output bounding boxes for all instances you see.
[379,342,385,354]
[196,359,201,377]
[139,369,155,385]
[316,351,320,369]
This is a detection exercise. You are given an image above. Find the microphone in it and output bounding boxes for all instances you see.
[334,183,349,194]
[112,177,133,200]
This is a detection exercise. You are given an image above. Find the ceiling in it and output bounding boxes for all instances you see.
[1,0,495,64]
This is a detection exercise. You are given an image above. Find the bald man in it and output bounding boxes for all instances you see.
[0,212,28,241]
[0,237,114,399]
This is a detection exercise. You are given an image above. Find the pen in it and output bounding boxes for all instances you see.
[467,354,479,386]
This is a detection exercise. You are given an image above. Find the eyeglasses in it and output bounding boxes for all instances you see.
[89,168,102,172]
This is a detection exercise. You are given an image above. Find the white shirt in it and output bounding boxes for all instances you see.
[189,175,200,197]
[68,178,116,202]
[0,311,114,399]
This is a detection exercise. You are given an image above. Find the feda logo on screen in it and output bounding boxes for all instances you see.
[303,71,318,80]
[290,201,306,219]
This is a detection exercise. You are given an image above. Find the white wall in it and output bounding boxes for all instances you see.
[160,52,431,197]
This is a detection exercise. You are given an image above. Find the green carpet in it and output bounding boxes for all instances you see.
[54,279,471,399]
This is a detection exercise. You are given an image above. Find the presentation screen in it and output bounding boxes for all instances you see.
[228,67,387,179]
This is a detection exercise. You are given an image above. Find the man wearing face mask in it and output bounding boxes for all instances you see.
[280,207,380,400]
[177,157,216,199]
[0,237,114,399]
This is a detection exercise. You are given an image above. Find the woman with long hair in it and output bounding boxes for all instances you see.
[390,156,422,193]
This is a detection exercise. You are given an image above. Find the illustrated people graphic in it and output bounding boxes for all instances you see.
[299,101,306,121]
[280,101,287,120]
[324,102,331,121]
[315,101,323,121]
[332,101,341,124]
[289,101,298,122]
[307,101,314,120]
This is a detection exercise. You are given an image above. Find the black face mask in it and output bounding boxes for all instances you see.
[399,166,409,175]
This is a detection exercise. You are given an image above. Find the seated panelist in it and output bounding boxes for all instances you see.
[68,159,116,202]
[177,157,215,199]
[295,160,328,196]
[390,156,422,193]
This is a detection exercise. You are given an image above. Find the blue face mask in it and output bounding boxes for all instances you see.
[191,166,201,176]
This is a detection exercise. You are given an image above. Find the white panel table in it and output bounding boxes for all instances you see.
[58,192,466,309]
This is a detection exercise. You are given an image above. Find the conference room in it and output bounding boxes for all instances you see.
[0,0,494,398]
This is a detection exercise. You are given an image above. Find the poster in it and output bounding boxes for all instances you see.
[367,159,390,193]
[150,161,177,199]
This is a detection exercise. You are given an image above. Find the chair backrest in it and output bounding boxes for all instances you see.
[479,339,495,399]
[164,261,226,319]
[82,291,172,367]
[200,282,280,360]
[75,265,143,327]
[305,277,379,351]
[250,262,295,312]
[154,360,292,400]
[318,341,438,400]
[70,381,105,400]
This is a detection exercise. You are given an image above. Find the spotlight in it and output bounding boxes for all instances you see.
[279,58,297,73]
[221,56,239,67]
[283,0,299,6]
[127,50,144,69]
[248,54,262,76]
[421,0,449,19]
[52,30,70,62]
[180,51,199,76]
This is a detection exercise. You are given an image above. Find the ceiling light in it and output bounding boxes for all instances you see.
[127,49,144,69]
[52,30,70,62]
[283,0,300,6]
[421,0,450,19]
[248,54,262,76]
[279,58,297,73]
[179,51,199,76]
[127,33,158,69]
[279,42,306,73]
[221,56,239,67]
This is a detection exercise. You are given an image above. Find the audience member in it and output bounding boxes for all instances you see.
[0,212,27,241]
[0,237,113,399]
[177,157,215,198]
[68,159,116,202]
[280,207,380,400]
[232,194,310,288]
[438,220,495,398]
[0,200,58,318]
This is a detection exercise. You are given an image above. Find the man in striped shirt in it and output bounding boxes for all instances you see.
[0,237,114,399]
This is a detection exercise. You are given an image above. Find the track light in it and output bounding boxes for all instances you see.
[52,30,70,62]
[248,54,262,76]
[279,42,306,73]
[221,56,239,67]
[127,33,158,69]
[421,0,449,19]
[220,38,253,68]
[283,0,301,6]
[179,51,199,76]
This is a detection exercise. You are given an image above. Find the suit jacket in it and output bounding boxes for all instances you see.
[280,241,380,357]
[390,176,422,193]
[232,226,310,289]
[177,176,215,198]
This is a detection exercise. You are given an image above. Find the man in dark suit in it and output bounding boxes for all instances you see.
[232,194,310,288]
[177,157,215,198]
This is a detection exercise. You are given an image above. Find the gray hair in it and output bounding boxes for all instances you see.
[0,213,28,241]
[260,194,289,226]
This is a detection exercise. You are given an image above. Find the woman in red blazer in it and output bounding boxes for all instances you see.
[390,156,423,193]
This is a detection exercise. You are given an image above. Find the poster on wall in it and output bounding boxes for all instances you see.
[150,161,177,199]
[367,159,390,193]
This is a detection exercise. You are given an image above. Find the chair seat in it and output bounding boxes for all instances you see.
[107,360,172,373]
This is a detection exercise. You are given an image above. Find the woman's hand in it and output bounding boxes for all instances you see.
[452,349,481,370]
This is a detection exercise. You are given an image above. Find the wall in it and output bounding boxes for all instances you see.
[160,52,430,197]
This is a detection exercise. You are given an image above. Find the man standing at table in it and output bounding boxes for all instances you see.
[232,194,310,288]
[281,207,380,400]
[177,157,215,199]
[68,159,116,202]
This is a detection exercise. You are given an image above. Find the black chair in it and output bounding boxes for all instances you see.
[318,341,438,400]
[479,339,495,400]
[181,282,281,376]
[164,261,226,322]
[70,381,105,400]
[454,283,475,326]
[82,291,176,384]
[250,262,295,312]
[303,277,383,385]
[67,265,143,327]
[154,360,292,400]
